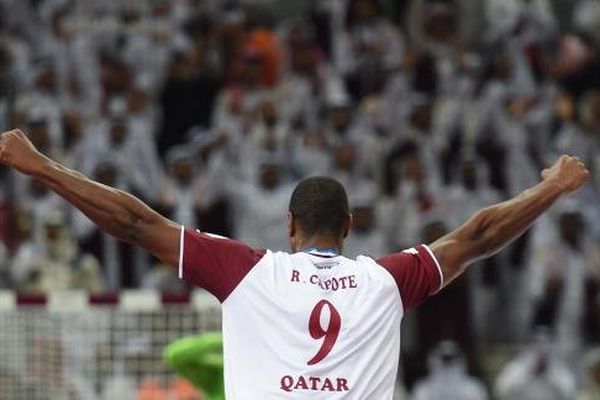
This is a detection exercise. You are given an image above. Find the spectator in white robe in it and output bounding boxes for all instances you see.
[13,66,64,149]
[549,91,598,165]
[158,146,214,229]
[411,341,488,400]
[247,98,290,165]
[573,0,600,45]
[11,211,102,293]
[288,124,331,178]
[277,23,325,126]
[120,4,175,94]
[381,148,441,251]
[212,50,269,133]
[394,95,443,188]
[322,92,365,147]
[57,110,88,171]
[494,329,577,400]
[228,161,293,251]
[323,93,377,177]
[527,203,600,364]
[329,143,361,190]
[488,90,541,196]
[82,110,162,201]
[42,7,101,117]
[484,0,557,45]
[14,177,64,248]
[344,184,387,259]
[226,97,290,184]
[333,0,404,100]
[446,159,500,228]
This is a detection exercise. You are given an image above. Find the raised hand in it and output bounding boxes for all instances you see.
[0,129,49,176]
[541,154,590,194]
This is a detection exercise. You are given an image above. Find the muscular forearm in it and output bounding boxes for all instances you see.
[433,179,564,286]
[0,129,180,266]
[432,155,589,287]
[472,180,563,257]
[35,158,165,247]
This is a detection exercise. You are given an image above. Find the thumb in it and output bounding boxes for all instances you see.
[541,168,550,180]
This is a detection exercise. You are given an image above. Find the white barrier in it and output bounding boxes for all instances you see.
[0,290,221,400]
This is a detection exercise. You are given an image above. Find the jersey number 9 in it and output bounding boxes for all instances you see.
[307,300,341,365]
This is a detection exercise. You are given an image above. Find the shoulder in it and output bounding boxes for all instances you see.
[179,227,268,302]
[374,245,444,311]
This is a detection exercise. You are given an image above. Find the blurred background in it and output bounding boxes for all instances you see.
[0,0,599,399]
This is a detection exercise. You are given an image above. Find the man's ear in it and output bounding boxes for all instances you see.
[287,212,295,238]
[342,213,353,239]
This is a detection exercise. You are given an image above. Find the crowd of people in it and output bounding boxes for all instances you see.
[0,0,599,397]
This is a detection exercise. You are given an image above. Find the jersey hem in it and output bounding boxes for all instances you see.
[422,244,444,293]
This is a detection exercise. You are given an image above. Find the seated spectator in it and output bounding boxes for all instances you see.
[11,211,102,293]
[494,329,577,400]
[411,341,488,400]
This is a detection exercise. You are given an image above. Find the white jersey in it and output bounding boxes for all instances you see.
[179,227,443,399]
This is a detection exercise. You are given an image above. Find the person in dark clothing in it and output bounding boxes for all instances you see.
[158,51,220,158]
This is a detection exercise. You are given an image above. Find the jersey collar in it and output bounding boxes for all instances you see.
[302,247,340,258]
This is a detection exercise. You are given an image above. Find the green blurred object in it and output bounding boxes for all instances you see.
[164,332,225,400]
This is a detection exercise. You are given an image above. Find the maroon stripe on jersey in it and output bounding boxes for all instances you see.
[180,229,267,303]
[376,245,443,311]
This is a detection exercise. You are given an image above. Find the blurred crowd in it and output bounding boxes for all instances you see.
[0,0,600,397]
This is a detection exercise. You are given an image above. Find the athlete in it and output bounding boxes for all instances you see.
[0,128,590,399]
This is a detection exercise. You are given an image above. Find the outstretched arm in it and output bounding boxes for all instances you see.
[430,155,590,287]
[0,129,180,266]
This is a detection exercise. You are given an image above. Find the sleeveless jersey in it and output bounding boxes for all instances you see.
[178,227,443,399]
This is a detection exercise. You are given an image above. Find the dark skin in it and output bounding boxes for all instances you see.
[287,212,352,255]
[0,129,591,289]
